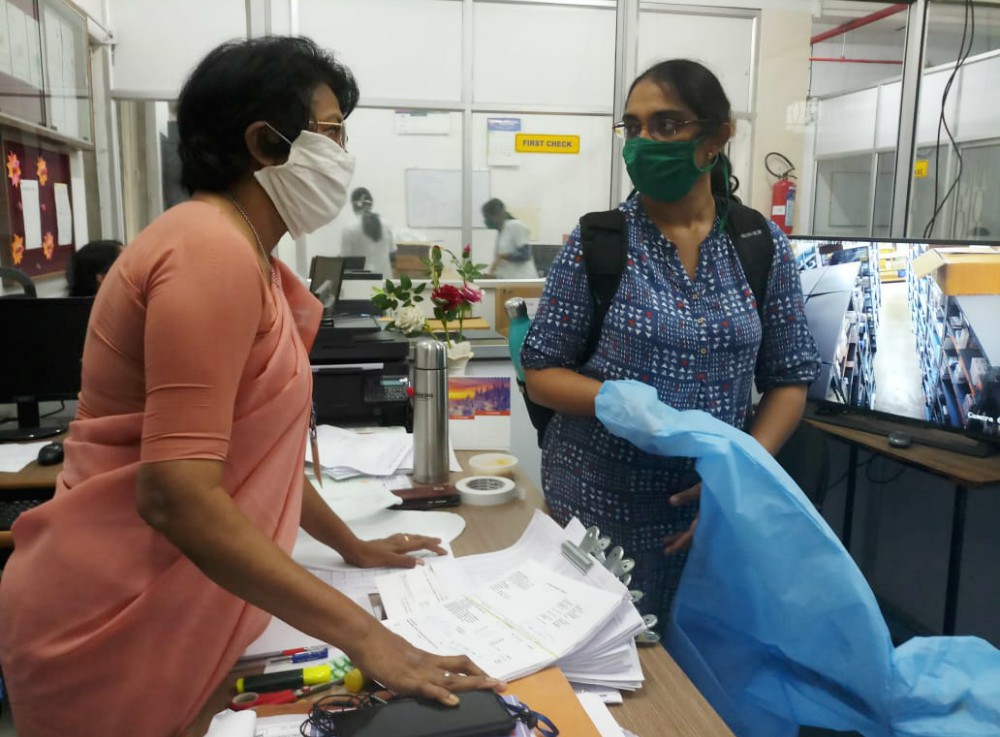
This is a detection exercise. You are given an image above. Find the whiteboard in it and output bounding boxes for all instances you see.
[405,169,491,229]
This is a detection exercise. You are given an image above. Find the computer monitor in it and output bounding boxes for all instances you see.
[309,256,346,313]
[0,297,94,441]
[790,236,999,456]
[341,256,366,271]
[532,244,564,278]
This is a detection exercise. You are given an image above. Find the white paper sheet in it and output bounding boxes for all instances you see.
[7,5,30,83]
[314,476,401,522]
[54,183,73,245]
[19,179,42,249]
[0,4,13,76]
[577,693,626,737]
[310,424,412,477]
[307,424,462,480]
[376,565,450,619]
[0,441,50,473]
[572,683,624,705]
[204,709,256,737]
[25,16,41,89]
[383,560,622,681]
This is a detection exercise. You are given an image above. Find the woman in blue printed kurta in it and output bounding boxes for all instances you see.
[521,60,820,631]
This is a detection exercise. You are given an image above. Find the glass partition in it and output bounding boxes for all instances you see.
[470,112,614,278]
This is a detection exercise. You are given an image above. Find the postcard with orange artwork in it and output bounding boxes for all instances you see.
[447,377,511,450]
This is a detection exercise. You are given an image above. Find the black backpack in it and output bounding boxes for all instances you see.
[521,201,775,447]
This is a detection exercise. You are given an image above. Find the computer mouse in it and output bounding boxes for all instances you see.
[886,431,913,449]
[37,442,64,466]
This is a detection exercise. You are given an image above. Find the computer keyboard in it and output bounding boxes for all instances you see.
[0,499,41,530]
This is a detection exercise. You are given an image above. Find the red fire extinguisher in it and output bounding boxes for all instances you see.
[765,152,796,235]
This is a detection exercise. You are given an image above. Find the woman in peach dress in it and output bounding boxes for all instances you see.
[0,37,500,737]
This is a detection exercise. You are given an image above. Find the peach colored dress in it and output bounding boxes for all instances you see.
[0,202,321,736]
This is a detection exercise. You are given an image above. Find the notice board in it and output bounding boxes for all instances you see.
[1,133,74,278]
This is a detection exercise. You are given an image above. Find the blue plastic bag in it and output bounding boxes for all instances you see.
[595,381,1000,737]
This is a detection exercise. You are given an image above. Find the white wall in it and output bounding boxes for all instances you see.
[301,0,463,102]
[636,9,756,114]
[474,3,616,109]
[470,113,614,266]
[751,7,812,223]
[813,50,1000,157]
[108,0,246,96]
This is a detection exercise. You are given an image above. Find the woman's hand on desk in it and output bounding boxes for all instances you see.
[352,624,506,706]
[341,533,446,568]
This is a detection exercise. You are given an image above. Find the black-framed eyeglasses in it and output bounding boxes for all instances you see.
[612,114,711,141]
[312,119,348,148]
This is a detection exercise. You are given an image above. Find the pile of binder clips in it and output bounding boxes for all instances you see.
[560,526,661,645]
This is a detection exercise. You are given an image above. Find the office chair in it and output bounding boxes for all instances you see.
[0,267,37,298]
[775,421,831,510]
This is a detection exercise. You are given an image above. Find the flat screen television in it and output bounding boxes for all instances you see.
[789,237,999,457]
[0,296,94,441]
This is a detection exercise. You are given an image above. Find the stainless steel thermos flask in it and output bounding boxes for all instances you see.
[412,338,449,484]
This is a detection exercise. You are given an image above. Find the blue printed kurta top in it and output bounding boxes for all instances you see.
[521,194,821,626]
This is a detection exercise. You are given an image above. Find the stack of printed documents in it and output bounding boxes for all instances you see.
[245,510,646,691]
[376,511,646,690]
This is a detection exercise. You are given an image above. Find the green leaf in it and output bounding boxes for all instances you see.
[400,274,412,289]
[413,283,426,293]
[384,279,394,291]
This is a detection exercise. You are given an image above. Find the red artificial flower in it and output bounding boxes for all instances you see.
[462,243,471,258]
[459,284,482,304]
[432,284,464,312]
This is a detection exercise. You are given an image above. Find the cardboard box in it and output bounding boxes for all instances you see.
[912,247,1000,295]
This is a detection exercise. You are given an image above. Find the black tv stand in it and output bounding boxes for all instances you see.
[805,404,997,458]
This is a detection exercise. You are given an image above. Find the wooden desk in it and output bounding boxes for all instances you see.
[807,419,1000,635]
[0,460,61,497]
[9,446,733,736]
[238,452,733,736]
[0,445,61,552]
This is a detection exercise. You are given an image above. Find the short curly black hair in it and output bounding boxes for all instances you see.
[176,36,359,193]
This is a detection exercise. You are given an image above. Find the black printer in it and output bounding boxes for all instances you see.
[309,316,411,428]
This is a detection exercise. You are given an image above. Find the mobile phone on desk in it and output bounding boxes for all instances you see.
[329,690,515,737]
[390,483,461,510]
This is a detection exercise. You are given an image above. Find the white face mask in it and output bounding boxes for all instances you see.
[254,126,356,240]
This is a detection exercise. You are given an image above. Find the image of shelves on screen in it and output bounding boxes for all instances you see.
[789,239,1000,443]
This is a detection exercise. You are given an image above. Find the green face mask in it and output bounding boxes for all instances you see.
[623,136,714,203]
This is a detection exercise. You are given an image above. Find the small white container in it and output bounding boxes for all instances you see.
[468,452,518,479]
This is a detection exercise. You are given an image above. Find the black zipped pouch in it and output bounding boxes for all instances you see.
[328,690,516,737]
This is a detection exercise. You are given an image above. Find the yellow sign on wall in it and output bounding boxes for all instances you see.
[515,133,580,154]
[914,159,929,179]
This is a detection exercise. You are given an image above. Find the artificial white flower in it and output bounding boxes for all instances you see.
[394,305,426,334]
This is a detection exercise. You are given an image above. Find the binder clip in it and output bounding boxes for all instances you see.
[561,527,634,586]
[602,546,635,581]
[636,614,661,646]
[560,526,610,574]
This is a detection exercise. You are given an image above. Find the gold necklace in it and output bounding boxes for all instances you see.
[224,193,276,285]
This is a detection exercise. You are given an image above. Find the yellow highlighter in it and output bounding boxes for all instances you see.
[236,664,332,694]
[343,667,366,693]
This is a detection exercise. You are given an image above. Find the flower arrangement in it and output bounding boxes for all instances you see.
[427,245,485,347]
[372,244,487,349]
[370,275,426,336]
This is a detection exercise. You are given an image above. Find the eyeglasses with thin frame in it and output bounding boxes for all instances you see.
[612,114,712,141]
[312,119,348,148]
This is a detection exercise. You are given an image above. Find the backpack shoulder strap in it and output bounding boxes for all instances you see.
[579,209,627,360]
[724,202,775,320]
